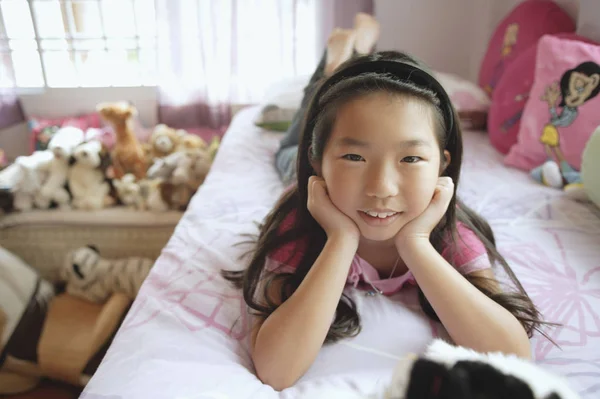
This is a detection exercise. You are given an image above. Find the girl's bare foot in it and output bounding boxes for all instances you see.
[325,28,355,75]
[353,12,380,54]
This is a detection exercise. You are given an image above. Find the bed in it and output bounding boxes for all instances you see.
[81,106,600,399]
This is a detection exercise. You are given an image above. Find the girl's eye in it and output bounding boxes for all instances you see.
[342,154,364,162]
[402,156,422,163]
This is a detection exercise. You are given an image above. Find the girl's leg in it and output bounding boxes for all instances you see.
[275,15,380,183]
[277,29,356,152]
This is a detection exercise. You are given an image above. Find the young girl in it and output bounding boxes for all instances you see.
[226,18,544,391]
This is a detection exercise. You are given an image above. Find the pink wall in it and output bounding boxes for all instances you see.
[375,0,583,81]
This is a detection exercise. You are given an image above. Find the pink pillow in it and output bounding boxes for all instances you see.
[504,35,600,175]
[478,0,575,96]
[28,112,107,153]
[488,33,598,154]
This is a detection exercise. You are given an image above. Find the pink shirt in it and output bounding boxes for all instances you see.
[265,211,491,295]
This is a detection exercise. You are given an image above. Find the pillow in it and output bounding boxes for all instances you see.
[254,74,310,132]
[434,71,490,130]
[488,33,598,154]
[435,71,490,112]
[28,113,111,153]
[504,35,600,182]
[478,0,575,96]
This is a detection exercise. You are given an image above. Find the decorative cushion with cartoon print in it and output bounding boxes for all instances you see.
[504,35,600,186]
[28,113,114,153]
[478,0,575,97]
[488,33,597,155]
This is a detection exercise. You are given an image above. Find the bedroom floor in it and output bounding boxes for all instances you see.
[1,380,81,399]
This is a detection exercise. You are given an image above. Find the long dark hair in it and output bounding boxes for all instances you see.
[224,51,547,343]
[559,61,600,107]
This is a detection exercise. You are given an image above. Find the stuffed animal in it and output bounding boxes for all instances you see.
[146,124,181,162]
[207,136,221,161]
[0,246,131,393]
[0,151,53,211]
[62,246,154,303]
[0,246,55,394]
[35,126,85,210]
[68,140,113,210]
[176,130,206,152]
[139,178,171,211]
[564,125,600,207]
[97,102,147,180]
[113,173,144,209]
[171,147,213,190]
[147,147,213,210]
[384,339,580,399]
[113,173,170,212]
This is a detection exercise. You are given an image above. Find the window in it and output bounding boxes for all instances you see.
[0,0,157,88]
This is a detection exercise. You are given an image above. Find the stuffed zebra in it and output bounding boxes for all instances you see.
[62,245,154,304]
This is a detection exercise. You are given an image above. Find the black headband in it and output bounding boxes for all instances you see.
[304,59,456,147]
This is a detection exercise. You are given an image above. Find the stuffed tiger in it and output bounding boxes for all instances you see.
[62,245,154,304]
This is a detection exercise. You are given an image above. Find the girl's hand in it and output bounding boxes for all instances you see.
[307,176,360,243]
[541,82,560,108]
[395,177,454,253]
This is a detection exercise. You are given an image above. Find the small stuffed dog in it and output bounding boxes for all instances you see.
[67,140,112,210]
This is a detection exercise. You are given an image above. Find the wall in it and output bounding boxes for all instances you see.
[375,0,581,81]
[578,0,600,41]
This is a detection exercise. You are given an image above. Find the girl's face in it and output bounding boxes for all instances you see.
[319,92,448,243]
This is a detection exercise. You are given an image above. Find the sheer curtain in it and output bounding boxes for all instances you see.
[155,0,320,130]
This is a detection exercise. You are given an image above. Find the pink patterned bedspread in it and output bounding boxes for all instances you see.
[82,106,600,399]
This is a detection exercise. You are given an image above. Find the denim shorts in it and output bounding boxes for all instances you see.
[274,145,298,186]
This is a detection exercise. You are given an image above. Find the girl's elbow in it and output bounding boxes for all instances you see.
[256,367,297,391]
[253,354,300,391]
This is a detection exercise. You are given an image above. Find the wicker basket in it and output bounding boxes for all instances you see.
[0,207,182,281]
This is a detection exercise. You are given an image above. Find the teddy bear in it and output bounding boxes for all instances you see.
[97,102,148,180]
[35,126,85,210]
[62,245,154,303]
[176,130,207,152]
[67,140,113,210]
[145,124,182,163]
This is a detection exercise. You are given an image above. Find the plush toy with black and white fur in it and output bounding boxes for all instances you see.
[384,339,580,399]
[62,246,154,304]
[67,140,113,210]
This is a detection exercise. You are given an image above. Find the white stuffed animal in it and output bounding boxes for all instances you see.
[113,173,144,209]
[62,246,154,303]
[0,151,53,211]
[35,127,85,210]
[67,140,112,210]
[113,173,170,211]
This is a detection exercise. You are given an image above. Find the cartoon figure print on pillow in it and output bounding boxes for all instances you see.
[485,23,519,95]
[531,62,600,189]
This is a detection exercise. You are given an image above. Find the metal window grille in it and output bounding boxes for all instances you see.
[0,0,157,88]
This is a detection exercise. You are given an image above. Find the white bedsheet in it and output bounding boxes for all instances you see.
[82,106,600,399]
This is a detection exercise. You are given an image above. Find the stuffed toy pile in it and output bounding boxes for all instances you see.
[0,101,220,213]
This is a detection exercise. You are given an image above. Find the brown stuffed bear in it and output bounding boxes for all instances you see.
[176,131,207,152]
[97,102,148,180]
[146,124,181,163]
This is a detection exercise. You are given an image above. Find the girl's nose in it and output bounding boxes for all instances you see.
[365,162,399,199]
